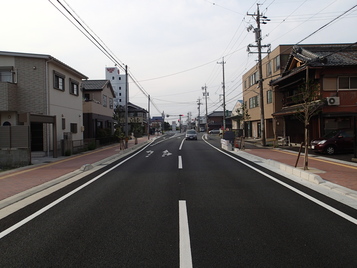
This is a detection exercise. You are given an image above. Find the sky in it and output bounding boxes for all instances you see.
[1,0,356,122]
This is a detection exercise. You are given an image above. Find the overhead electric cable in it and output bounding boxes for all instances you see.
[297,4,357,44]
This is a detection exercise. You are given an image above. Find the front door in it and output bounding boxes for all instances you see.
[31,122,43,151]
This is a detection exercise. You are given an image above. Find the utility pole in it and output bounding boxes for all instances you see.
[125,65,129,145]
[202,84,209,133]
[197,98,202,132]
[217,57,226,133]
[179,114,183,133]
[247,4,270,146]
[148,95,150,139]
[162,111,165,133]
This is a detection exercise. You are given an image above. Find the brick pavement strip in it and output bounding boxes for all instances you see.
[237,148,357,192]
[0,137,152,204]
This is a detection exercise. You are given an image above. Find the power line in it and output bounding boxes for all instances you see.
[297,4,357,44]
[50,0,163,115]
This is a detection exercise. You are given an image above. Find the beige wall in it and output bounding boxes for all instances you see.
[242,45,293,138]
[83,87,115,118]
[47,61,85,141]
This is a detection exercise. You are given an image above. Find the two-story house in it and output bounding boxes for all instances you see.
[271,44,357,144]
[82,80,115,141]
[0,51,87,165]
[207,111,232,131]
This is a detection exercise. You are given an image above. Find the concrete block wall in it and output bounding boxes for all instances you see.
[0,148,30,168]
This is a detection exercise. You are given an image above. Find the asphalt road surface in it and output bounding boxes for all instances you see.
[0,133,356,267]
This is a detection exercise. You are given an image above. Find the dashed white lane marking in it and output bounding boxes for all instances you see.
[179,200,193,268]
[178,156,183,169]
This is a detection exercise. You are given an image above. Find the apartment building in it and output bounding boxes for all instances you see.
[242,45,293,139]
[105,67,127,107]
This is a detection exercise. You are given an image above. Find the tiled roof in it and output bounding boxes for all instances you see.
[293,43,357,67]
[271,43,357,86]
[82,80,109,91]
[0,51,88,79]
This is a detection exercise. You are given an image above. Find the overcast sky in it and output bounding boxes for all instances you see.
[1,0,356,121]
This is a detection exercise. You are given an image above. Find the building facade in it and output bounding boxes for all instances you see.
[271,44,357,144]
[105,67,127,108]
[0,51,87,160]
[82,80,116,141]
[242,45,293,139]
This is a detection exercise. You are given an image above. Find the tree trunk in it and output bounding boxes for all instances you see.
[304,119,309,170]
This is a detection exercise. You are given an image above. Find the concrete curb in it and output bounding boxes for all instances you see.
[229,147,357,203]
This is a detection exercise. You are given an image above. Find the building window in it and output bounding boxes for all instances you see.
[267,90,273,104]
[266,61,272,76]
[119,77,121,80]
[109,98,113,109]
[84,93,91,101]
[274,55,280,72]
[249,71,259,87]
[103,95,107,107]
[54,71,65,91]
[70,79,79,96]
[249,96,259,108]
[62,118,65,130]
[119,87,122,90]
[339,76,357,90]
[0,67,14,83]
[70,123,77,133]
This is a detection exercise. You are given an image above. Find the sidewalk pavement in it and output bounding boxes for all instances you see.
[0,136,153,210]
[1,133,357,214]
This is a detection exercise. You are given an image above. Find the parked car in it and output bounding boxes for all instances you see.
[310,129,354,155]
[185,129,197,140]
[209,129,220,134]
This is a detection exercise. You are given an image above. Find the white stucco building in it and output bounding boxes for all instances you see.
[105,67,127,108]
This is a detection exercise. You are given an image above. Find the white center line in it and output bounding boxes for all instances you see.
[178,155,183,169]
[179,200,193,268]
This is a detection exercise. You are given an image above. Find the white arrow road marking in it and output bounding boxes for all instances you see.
[162,150,172,157]
[146,150,154,157]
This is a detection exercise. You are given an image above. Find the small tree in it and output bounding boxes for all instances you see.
[237,102,250,137]
[113,105,126,149]
[293,79,324,170]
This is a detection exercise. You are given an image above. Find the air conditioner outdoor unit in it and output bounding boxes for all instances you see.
[327,97,340,106]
